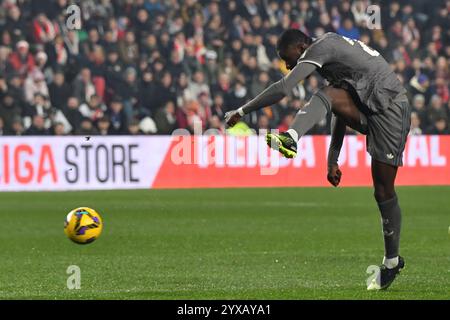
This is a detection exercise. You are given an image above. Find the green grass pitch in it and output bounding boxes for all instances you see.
[0,186,449,300]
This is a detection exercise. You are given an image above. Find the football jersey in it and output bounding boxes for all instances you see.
[297,32,407,113]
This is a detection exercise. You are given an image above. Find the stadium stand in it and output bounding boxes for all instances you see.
[0,0,449,136]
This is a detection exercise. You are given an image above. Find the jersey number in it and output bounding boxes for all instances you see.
[341,36,380,57]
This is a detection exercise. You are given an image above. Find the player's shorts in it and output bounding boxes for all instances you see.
[334,81,411,167]
[361,96,410,166]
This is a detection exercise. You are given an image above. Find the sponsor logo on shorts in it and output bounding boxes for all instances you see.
[386,153,394,160]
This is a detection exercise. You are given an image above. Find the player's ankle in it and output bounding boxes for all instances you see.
[383,256,399,269]
[286,129,299,142]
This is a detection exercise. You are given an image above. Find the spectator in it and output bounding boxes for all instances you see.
[81,28,100,58]
[48,35,68,68]
[8,40,35,79]
[257,114,270,133]
[427,95,448,125]
[374,36,393,62]
[63,97,83,132]
[5,6,26,43]
[187,70,210,101]
[117,67,139,122]
[251,71,271,99]
[409,112,422,135]
[168,43,186,79]
[72,68,96,104]
[207,115,224,134]
[97,116,112,136]
[138,69,157,116]
[32,13,58,44]
[23,92,52,129]
[79,94,106,123]
[35,51,50,77]
[127,120,143,135]
[408,74,431,102]
[48,71,72,109]
[431,76,449,104]
[176,99,204,133]
[0,93,22,133]
[426,116,449,135]
[154,101,177,134]
[25,114,49,135]
[75,118,98,136]
[210,93,227,119]
[154,71,177,110]
[383,1,401,28]
[52,122,66,136]
[212,72,232,103]
[8,117,24,136]
[412,94,428,129]
[134,8,152,41]
[351,0,369,27]
[337,18,360,40]
[304,75,321,100]
[107,98,128,134]
[105,49,123,94]
[203,50,220,85]
[174,72,189,105]
[227,81,248,108]
[63,30,80,58]
[219,55,239,82]
[118,30,139,66]
[23,69,49,104]
[6,73,26,108]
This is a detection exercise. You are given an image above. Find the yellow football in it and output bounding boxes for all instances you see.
[64,207,103,244]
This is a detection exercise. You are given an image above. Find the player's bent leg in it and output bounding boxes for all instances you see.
[322,86,368,134]
[267,85,366,158]
[267,87,333,157]
[367,159,405,290]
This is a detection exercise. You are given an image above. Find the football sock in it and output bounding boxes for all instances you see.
[288,90,331,141]
[377,195,402,260]
[383,256,399,269]
[286,129,298,142]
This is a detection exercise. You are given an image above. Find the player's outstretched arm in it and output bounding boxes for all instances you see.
[327,114,346,187]
[225,62,317,127]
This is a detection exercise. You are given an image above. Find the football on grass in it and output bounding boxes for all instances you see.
[64,207,103,244]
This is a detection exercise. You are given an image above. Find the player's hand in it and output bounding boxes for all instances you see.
[224,110,242,127]
[327,164,342,187]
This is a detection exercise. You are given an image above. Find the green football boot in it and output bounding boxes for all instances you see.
[266,132,297,158]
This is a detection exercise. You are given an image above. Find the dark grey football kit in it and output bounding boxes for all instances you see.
[234,31,407,288]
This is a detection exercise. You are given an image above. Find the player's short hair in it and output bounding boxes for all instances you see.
[277,29,312,51]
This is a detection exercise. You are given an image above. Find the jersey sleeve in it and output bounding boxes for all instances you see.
[297,33,336,68]
[240,62,316,115]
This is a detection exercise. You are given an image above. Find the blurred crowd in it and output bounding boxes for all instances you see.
[0,0,449,136]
